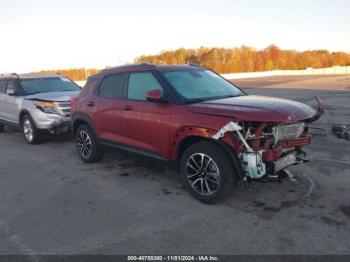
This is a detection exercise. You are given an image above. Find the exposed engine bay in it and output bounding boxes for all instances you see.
[212,96,324,180]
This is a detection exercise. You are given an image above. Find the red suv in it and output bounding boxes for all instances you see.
[71,64,323,203]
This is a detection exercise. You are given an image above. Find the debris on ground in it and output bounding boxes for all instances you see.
[332,124,350,140]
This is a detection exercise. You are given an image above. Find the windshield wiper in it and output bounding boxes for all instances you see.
[185,98,210,104]
[185,94,241,104]
[222,94,241,98]
[25,92,42,95]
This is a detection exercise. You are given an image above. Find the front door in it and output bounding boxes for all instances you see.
[1,79,20,124]
[121,71,172,157]
[0,79,8,121]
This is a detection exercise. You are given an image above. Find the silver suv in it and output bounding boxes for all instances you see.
[0,73,80,144]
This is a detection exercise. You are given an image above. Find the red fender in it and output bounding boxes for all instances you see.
[169,126,242,159]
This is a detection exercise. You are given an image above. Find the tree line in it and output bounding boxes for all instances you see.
[37,68,100,81]
[135,45,350,74]
[37,45,350,80]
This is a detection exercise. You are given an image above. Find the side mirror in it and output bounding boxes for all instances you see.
[6,89,15,96]
[145,89,167,103]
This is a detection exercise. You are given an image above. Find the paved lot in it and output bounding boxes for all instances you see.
[232,75,350,90]
[0,76,349,255]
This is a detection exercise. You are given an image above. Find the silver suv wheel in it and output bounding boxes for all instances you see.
[23,119,34,142]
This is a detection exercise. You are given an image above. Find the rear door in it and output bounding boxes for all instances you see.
[121,71,172,156]
[92,73,126,142]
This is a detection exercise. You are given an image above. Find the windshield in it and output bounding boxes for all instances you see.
[161,69,244,103]
[20,77,80,94]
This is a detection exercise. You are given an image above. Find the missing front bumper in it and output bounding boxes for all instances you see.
[212,121,310,180]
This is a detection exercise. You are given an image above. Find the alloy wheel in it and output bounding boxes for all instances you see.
[23,119,34,142]
[77,130,92,158]
[186,153,220,196]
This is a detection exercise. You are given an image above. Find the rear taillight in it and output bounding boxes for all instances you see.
[70,96,78,107]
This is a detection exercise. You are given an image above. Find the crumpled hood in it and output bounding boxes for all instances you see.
[187,95,316,122]
[24,91,80,102]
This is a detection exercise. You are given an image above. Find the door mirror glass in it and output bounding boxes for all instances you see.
[6,88,15,96]
[145,89,164,102]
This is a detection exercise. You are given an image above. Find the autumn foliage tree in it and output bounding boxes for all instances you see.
[37,45,350,80]
[37,68,100,81]
[135,45,350,74]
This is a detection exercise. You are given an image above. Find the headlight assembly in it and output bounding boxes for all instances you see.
[34,101,59,114]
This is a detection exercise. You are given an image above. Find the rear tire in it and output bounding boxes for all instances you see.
[180,141,238,204]
[75,124,103,163]
[21,115,42,144]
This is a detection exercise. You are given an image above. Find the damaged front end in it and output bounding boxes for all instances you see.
[212,97,324,181]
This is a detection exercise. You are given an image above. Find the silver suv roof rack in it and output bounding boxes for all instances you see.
[0,73,19,79]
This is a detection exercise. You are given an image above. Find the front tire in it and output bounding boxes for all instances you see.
[180,141,238,204]
[75,124,103,163]
[21,115,42,144]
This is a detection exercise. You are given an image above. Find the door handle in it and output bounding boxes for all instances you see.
[87,101,95,107]
[123,105,132,111]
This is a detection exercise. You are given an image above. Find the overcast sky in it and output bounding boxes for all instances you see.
[0,0,349,73]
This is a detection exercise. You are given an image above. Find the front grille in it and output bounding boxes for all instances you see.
[55,102,71,117]
[272,122,305,145]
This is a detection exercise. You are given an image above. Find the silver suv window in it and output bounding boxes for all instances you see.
[20,77,80,95]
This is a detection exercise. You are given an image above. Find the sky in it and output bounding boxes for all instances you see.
[0,0,349,73]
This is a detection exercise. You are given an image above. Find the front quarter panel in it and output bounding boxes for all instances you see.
[168,105,236,159]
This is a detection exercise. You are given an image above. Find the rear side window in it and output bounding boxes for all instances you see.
[0,80,7,93]
[98,73,124,99]
[127,72,162,101]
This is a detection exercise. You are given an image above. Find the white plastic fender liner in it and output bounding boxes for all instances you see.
[212,121,266,179]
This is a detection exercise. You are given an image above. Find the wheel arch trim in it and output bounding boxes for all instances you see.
[171,126,244,179]
[71,113,97,136]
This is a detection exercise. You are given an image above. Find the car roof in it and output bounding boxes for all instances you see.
[0,73,63,80]
[19,73,63,79]
[92,63,204,79]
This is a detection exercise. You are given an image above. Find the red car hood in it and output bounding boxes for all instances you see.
[187,95,316,122]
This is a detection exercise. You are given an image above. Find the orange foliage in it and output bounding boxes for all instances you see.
[36,45,350,80]
[135,45,350,74]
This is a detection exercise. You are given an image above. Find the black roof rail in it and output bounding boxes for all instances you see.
[140,62,154,66]
[188,63,202,67]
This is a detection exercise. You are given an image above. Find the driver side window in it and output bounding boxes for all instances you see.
[127,72,163,101]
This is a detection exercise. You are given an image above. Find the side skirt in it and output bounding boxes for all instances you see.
[98,139,174,164]
[0,119,21,129]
